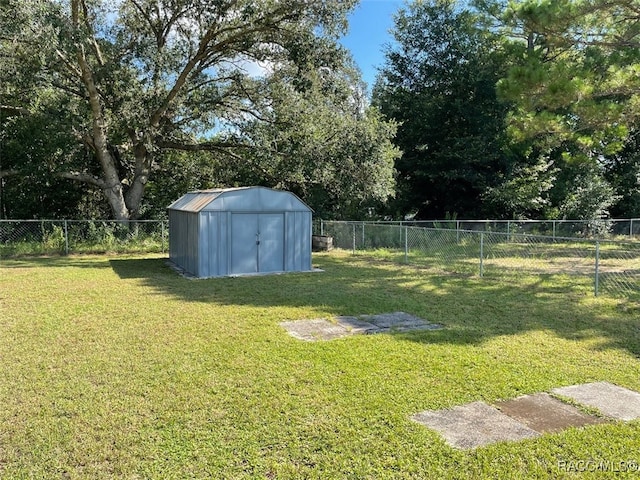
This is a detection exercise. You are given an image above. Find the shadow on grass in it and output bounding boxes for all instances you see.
[5,254,638,357]
[110,258,169,279]
[0,255,112,270]
[104,254,640,359]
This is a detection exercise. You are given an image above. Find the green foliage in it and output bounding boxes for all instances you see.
[467,0,640,220]
[1,0,381,220]
[374,0,512,219]
[211,56,399,219]
[142,150,222,220]
[606,131,640,218]
[0,95,90,218]
[557,165,619,222]
[483,154,558,218]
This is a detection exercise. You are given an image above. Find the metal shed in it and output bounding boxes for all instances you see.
[168,187,313,278]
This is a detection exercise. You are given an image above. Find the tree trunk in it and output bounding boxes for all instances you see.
[71,0,131,221]
[125,143,152,220]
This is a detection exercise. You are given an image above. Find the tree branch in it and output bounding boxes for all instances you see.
[0,169,18,179]
[148,6,299,129]
[58,171,106,188]
[158,139,245,153]
[0,105,29,116]
[55,48,83,78]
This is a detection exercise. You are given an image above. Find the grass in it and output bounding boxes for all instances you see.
[1,251,640,478]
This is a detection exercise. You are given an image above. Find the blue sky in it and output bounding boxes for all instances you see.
[339,0,405,91]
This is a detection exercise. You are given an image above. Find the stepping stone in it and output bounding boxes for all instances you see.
[495,393,607,433]
[411,401,540,449]
[279,319,348,341]
[360,312,443,333]
[552,382,640,421]
[361,311,429,329]
[335,316,378,334]
[282,312,443,341]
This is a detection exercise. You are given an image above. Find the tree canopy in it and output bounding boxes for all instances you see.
[370,0,640,221]
[373,0,511,219]
[490,0,640,219]
[1,0,398,220]
[3,0,640,222]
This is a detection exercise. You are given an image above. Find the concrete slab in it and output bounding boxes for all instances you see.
[495,393,607,433]
[552,382,640,421]
[335,316,378,334]
[281,312,443,341]
[279,319,348,342]
[361,311,428,329]
[411,401,540,450]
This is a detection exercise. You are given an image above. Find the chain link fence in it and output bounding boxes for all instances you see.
[3,218,640,298]
[324,218,640,239]
[319,221,640,299]
[0,220,167,257]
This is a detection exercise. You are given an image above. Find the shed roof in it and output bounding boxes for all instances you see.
[168,186,312,213]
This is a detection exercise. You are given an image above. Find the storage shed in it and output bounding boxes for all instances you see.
[168,187,313,278]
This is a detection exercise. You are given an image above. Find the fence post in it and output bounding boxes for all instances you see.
[456,220,460,244]
[161,220,166,253]
[404,226,408,263]
[352,223,356,254]
[479,232,484,277]
[362,222,365,248]
[630,219,634,239]
[64,219,69,255]
[594,241,600,297]
[320,219,324,236]
[552,220,556,239]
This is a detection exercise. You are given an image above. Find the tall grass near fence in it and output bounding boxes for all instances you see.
[320,221,640,299]
[0,220,167,256]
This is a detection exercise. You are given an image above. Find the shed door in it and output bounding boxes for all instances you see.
[230,213,284,274]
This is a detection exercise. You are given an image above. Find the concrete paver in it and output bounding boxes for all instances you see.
[552,382,640,421]
[279,319,348,341]
[495,393,608,433]
[281,312,443,341]
[335,316,379,334]
[411,401,540,449]
[361,311,428,329]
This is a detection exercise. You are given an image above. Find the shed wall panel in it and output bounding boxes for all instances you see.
[231,213,259,274]
[169,187,312,278]
[206,212,220,277]
[169,210,200,276]
[259,213,285,273]
[186,212,200,276]
[284,211,311,271]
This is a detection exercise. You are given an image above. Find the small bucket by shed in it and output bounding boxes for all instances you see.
[168,187,313,278]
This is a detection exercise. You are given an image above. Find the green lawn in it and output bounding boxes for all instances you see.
[1,252,639,478]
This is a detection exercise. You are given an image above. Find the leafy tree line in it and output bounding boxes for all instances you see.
[0,0,397,220]
[373,0,640,221]
[1,0,639,222]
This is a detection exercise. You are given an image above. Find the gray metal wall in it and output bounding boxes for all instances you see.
[169,210,200,276]
[284,211,312,272]
[192,210,311,277]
